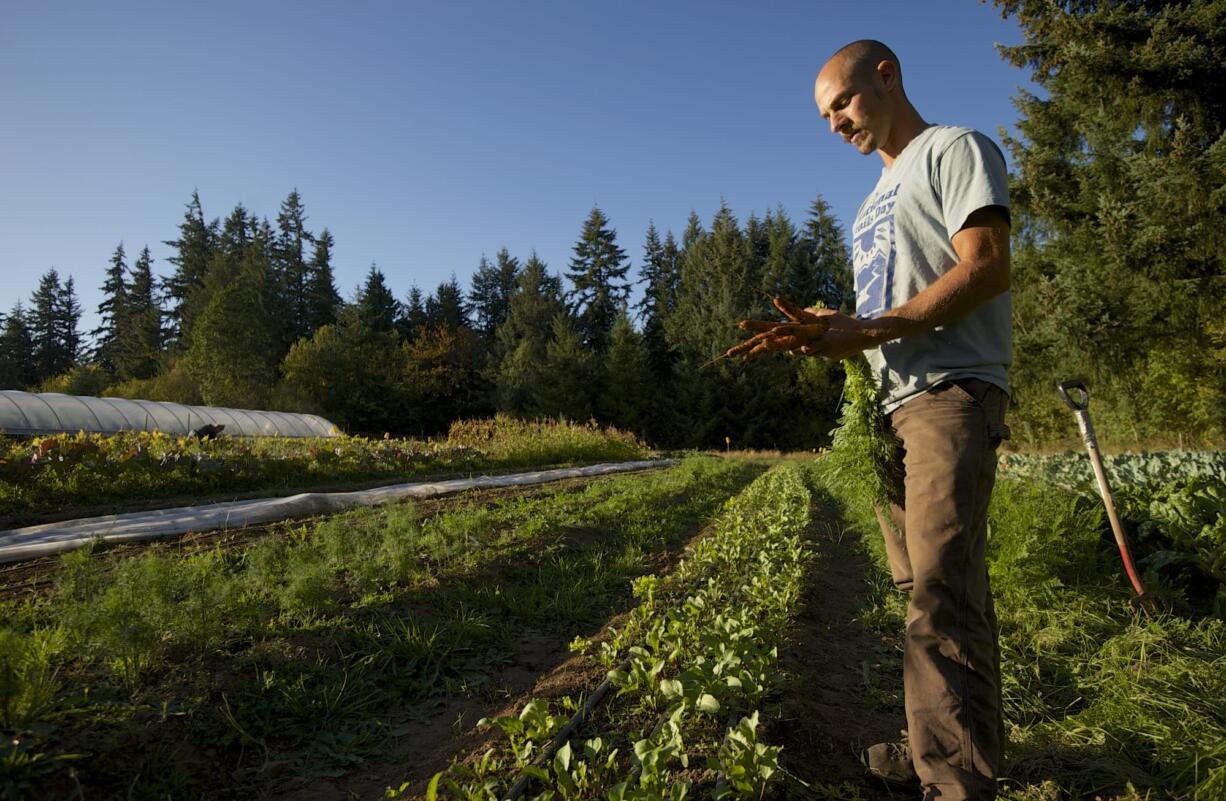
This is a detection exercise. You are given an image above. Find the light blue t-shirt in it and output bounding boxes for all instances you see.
[851,124,1012,412]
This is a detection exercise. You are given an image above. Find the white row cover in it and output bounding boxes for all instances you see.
[0,459,677,563]
[0,390,339,438]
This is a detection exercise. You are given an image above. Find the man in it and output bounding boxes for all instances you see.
[735,40,1012,800]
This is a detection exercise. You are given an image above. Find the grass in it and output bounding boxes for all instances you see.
[0,455,761,800]
[0,414,650,523]
[810,459,1226,800]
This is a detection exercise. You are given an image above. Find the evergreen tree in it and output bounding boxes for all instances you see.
[305,228,342,334]
[0,303,36,389]
[498,252,564,348]
[401,285,427,342]
[188,249,280,408]
[425,275,470,331]
[492,252,566,415]
[354,264,401,333]
[469,249,520,343]
[120,246,164,381]
[565,206,631,353]
[636,223,681,371]
[803,196,854,311]
[92,243,130,374]
[995,0,1226,438]
[58,277,83,374]
[598,309,655,436]
[29,269,81,383]
[162,191,217,349]
[275,189,316,342]
[537,313,597,421]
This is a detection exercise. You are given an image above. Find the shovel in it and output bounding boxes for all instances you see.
[1056,379,1155,611]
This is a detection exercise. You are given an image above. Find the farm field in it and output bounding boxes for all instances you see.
[1,446,1223,800]
[0,454,764,799]
[0,416,649,528]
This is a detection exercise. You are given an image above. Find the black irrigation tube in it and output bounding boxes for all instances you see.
[501,656,632,801]
[500,557,756,798]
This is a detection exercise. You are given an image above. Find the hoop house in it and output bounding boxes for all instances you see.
[0,391,339,438]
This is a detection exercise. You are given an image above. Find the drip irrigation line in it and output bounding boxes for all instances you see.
[624,705,674,785]
[712,711,742,800]
[501,657,631,801]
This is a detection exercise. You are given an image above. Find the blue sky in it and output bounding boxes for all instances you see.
[1,0,1032,335]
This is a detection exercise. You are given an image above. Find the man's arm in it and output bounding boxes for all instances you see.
[804,206,1010,359]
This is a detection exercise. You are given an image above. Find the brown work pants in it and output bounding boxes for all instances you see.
[874,379,1009,801]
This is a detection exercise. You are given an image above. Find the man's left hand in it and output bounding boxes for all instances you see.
[795,309,880,360]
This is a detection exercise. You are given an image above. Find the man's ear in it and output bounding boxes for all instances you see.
[877,60,898,93]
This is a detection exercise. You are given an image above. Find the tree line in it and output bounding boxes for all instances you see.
[0,189,854,449]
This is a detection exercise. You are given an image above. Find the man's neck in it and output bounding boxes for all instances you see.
[878,106,930,167]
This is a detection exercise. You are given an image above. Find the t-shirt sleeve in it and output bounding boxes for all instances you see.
[935,131,1011,241]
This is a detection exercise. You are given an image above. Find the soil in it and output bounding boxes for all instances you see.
[762,499,911,800]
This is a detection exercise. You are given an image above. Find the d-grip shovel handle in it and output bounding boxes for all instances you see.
[1057,379,1090,411]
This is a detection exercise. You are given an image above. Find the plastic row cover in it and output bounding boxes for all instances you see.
[0,460,678,563]
[0,390,339,438]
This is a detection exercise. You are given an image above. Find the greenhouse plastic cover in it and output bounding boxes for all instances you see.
[0,459,677,564]
[0,390,339,438]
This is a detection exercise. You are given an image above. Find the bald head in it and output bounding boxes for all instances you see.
[823,39,904,94]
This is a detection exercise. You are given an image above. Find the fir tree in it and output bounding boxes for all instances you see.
[469,249,520,343]
[354,264,402,334]
[425,275,470,331]
[188,250,280,408]
[803,196,853,311]
[275,189,315,342]
[92,242,130,374]
[537,312,597,422]
[401,285,427,342]
[598,309,654,436]
[120,246,163,381]
[304,228,342,334]
[30,269,81,383]
[492,252,565,415]
[0,303,36,389]
[995,0,1226,436]
[162,191,217,349]
[565,206,631,353]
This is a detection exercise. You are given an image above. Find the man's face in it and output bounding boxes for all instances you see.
[814,59,890,156]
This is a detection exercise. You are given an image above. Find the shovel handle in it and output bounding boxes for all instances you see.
[1056,379,1090,411]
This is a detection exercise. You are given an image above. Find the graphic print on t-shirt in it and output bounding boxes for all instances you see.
[852,183,900,319]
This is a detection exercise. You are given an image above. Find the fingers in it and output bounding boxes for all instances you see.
[773,296,825,324]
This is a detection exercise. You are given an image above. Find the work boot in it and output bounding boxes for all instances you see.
[862,731,920,788]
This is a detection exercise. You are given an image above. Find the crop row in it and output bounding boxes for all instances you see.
[0,414,648,521]
[0,456,760,800]
[998,449,1225,492]
[431,463,813,800]
[997,450,1226,615]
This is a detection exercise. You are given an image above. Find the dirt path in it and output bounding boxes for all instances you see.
[764,499,909,800]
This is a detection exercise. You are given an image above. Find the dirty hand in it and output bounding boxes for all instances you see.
[795,308,879,360]
[724,297,832,362]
